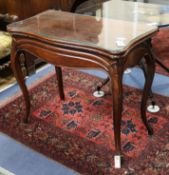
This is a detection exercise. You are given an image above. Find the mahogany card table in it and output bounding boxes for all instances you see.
[8,8,158,167]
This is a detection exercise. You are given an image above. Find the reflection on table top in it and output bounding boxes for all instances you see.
[77,0,169,27]
[8,3,158,54]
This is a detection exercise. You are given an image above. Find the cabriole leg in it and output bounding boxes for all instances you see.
[10,45,30,123]
[141,48,155,135]
[109,63,123,168]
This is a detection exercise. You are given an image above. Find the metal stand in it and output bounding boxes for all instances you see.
[147,102,160,113]
[95,77,110,92]
[155,57,169,73]
[93,86,105,97]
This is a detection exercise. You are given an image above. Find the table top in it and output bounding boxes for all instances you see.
[8,2,158,54]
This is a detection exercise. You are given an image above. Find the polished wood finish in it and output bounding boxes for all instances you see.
[0,0,79,20]
[0,0,6,14]
[8,10,157,157]
[5,0,59,20]
[140,44,155,135]
[55,66,65,100]
[10,43,30,123]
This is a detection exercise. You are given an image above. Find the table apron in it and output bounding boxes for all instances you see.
[13,39,117,73]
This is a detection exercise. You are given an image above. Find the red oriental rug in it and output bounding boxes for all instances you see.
[0,68,169,175]
[153,27,169,76]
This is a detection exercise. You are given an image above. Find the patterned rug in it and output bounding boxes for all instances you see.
[0,68,169,175]
[153,27,169,76]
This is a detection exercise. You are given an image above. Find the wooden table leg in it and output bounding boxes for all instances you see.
[55,66,64,100]
[109,63,123,155]
[141,47,155,135]
[10,45,30,123]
